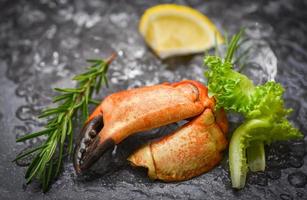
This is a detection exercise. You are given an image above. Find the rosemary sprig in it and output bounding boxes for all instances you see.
[14,53,116,192]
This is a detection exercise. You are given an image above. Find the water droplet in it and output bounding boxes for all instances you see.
[266,169,281,180]
[118,50,124,57]
[288,156,303,168]
[133,48,145,59]
[53,51,59,65]
[16,105,38,121]
[16,82,46,104]
[289,141,305,157]
[16,83,34,97]
[13,125,29,139]
[288,171,307,188]
[280,194,293,200]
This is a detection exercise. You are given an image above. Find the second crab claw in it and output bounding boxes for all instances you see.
[73,80,214,174]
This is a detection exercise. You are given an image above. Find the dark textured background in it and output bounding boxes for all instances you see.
[0,0,306,199]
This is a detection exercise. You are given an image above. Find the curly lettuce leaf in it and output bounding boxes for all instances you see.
[204,60,291,120]
[205,56,255,114]
[204,31,303,189]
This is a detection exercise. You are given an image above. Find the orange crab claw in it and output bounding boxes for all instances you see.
[128,108,228,181]
[73,80,214,174]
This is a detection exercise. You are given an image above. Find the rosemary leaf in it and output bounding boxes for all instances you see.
[44,160,54,191]
[39,108,65,118]
[89,98,100,105]
[13,144,47,161]
[95,74,103,93]
[55,142,64,176]
[86,59,101,63]
[73,98,84,109]
[16,129,53,142]
[26,155,44,183]
[103,75,109,88]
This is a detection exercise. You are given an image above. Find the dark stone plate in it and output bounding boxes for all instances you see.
[0,0,306,199]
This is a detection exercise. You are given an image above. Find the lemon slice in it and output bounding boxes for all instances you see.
[139,4,223,59]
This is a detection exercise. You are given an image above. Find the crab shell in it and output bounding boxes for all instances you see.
[73,80,228,177]
[128,106,228,181]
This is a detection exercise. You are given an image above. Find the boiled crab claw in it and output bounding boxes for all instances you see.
[128,107,228,181]
[73,80,220,174]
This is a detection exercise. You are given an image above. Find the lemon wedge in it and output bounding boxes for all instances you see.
[139,4,223,59]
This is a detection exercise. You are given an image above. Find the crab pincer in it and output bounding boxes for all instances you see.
[73,80,212,174]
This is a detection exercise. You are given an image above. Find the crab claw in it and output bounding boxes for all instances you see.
[128,108,228,181]
[74,80,214,174]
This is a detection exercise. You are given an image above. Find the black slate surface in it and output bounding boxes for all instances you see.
[0,0,307,199]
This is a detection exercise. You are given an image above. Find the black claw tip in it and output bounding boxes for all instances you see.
[75,138,115,174]
[73,115,115,174]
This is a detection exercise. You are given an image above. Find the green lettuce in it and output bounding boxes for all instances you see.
[204,31,303,189]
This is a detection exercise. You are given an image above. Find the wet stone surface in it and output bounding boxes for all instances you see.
[0,0,306,199]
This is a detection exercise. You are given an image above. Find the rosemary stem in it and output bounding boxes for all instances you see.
[14,54,116,192]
